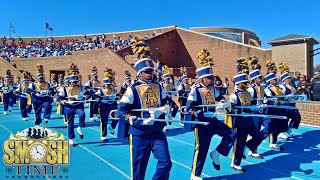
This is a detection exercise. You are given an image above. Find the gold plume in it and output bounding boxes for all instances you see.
[180,66,188,76]
[36,64,44,74]
[162,65,171,75]
[197,49,214,67]
[125,70,131,78]
[131,36,151,60]
[266,60,277,74]
[104,68,115,80]
[279,63,290,74]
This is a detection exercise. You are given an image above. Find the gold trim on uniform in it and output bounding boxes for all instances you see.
[192,128,200,175]
[136,84,160,108]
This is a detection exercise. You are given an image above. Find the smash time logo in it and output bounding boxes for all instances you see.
[2,126,69,179]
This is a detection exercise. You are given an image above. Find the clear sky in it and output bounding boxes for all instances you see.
[1,0,319,65]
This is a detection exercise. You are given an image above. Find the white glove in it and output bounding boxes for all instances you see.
[142,118,155,125]
[60,100,66,105]
[204,111,216,118]
[129,116,137,126]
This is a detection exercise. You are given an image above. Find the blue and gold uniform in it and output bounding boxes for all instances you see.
[27,64,53,125]
[279,63,301,135]
[85,66,101,121]
[228,58,263,172]
[14,74,32,120]
[247,56,273,156]
[95,68,119,140]
[187,49,236,179]
[178,67,190,126]
[264,61,287,150]
[119,70,132,97]
[1,70,15,115]
[117,38,178,180]
[57,63,89,146]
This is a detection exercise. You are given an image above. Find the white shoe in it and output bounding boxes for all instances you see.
[279,133,288,140]
[179,122,184,127]
[231,164,245,172]
[22,118,27,121]
[269,144,284,150]
[90,117,94,121]
[162,126,167,132]
[108,126,115,135]
[69,139,75,146]
[77,127,84,139]
[3,111,7,115]
[248,151,264,159]
[190,174,203,180]
[101,136,106,141]
[44,119,48,123]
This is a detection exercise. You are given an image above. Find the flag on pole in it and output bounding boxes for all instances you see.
[46,22,53,31]
[10,23,18,36]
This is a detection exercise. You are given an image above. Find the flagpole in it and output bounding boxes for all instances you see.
[9,22,11,38]
[45,22,47,37]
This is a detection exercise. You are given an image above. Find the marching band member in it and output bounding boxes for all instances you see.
[117,37,178,180]
[264,61,287,150]
[56,63,90,146]
[12,76,20,105]
[95,68,118,141]
[0,76,3,105]
[228,58,263,172]
[247,56,271,158]
[178,66,191,126]
[50,74,58,89]
[56,74,68,124]
[279,63,301,138]
[85,66,101,121]
[187,49,237,180]
[27,64,53,125]
[14,72,32,121]
[119,70,132,97]
[0,70,15,115]
[161,65,176,132]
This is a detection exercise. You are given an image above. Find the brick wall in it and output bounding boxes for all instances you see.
[176,28,270,85]
[10,48,136,85]
[271,42,306,77]
[0,58,24,80]
[296,102,320,127]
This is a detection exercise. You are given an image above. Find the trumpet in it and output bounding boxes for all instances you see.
[180,102,231,115]
[108,109,209,125]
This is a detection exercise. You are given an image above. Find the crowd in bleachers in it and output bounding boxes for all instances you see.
[0,31,160,61]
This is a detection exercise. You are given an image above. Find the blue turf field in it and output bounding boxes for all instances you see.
[0,104,319,180]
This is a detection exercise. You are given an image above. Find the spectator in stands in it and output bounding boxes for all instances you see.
[296,74,310,100]
[0,34,150,60]
[311,70,320,101]
[291,71,301,88]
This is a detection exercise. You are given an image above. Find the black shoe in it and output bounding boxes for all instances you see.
[210,152,221,170]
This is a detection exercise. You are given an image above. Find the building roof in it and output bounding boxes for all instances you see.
[268,34,319,45]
